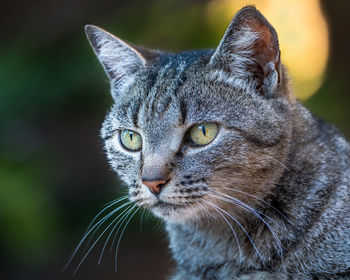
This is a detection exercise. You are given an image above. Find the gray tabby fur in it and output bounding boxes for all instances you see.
[85,6,350,280]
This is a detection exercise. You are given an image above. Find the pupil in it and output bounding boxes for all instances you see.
[129,132,133,141]
[201,125,206,136]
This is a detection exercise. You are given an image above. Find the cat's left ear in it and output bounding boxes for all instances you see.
[209,6,281,97]
[85,25,158,98]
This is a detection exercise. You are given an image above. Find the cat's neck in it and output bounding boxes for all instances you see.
[165,210,281,278]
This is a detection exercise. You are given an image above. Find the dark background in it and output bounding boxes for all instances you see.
[0,0,349,279]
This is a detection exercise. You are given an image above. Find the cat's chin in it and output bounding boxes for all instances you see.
[150,203,198,223]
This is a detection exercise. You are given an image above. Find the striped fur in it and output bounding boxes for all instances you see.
[85,6,350,279]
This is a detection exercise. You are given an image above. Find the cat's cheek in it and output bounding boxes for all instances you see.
[104,137,142,177]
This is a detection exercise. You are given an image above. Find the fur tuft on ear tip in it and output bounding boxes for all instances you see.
[84,24,99,40]
[237,5,258,13]
[84,24,94,33]
[84,24,115,56]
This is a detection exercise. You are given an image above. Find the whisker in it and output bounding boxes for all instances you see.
[101,194,129,208]
[114,206,141,271]
[109,204,138,254]
[210,190,279,228]
[208,191,283,256]
[196,202,211,226]
[196,202,207,224]
[144,207,152,226]
[72,203,133,274]
[198,201,217,221]
[98,204,136,264]
[266,155,290,172]
[189,205,199,245]
[202,198,263,261]
[87,195,128,232]
[64,200,131,272]
[201,198,242,264]
[207,179,292,225]
[139,208,146,237]
[152,217,165,235]
[81,196,129,253]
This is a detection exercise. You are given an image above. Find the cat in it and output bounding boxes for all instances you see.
[83,6,350,280]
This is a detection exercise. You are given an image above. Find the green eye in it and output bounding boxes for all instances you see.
[120,130,142,151]
[188,123,219,146]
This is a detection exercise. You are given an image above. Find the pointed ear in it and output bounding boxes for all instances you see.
[85,25,156,98]
[209,6,281,97]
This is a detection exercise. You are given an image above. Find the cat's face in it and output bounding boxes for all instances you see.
[86,7,294,223]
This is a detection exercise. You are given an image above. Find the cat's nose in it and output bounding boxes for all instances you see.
[142,179,167,195]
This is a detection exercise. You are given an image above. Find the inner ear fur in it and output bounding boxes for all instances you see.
[85,25,162,98]
[210,6,282,97]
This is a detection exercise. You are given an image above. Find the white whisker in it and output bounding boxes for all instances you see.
[139,207,146,237]
[114,206,141,271]
[267,155,290,172]
[201,198,242,265]
[210,190,279,227]
[208,191,283,256]
[98,204,136,264]
[189,205,199,245]
[64,200,131,272]
[207,179,292,225]
[72,203,134,274]
[202,198,263,261]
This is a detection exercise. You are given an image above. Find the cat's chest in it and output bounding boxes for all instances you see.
[166,223,260,277]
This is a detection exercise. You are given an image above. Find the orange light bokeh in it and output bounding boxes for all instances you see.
[206,0,329,100]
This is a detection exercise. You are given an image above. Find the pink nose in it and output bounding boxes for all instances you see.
[142,179,167,195]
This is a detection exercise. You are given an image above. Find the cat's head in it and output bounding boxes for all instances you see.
[85,6,295,223]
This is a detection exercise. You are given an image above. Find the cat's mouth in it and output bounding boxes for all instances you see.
[150,199,200,222]
[153,200,188,210]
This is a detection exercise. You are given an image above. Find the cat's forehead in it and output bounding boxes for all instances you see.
[112,51,218,125]
[142,50,213,96]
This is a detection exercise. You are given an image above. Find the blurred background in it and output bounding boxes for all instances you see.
[1,0,349,279]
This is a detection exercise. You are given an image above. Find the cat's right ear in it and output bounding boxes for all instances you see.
[85,25,153,98]
[209,6,282,98]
